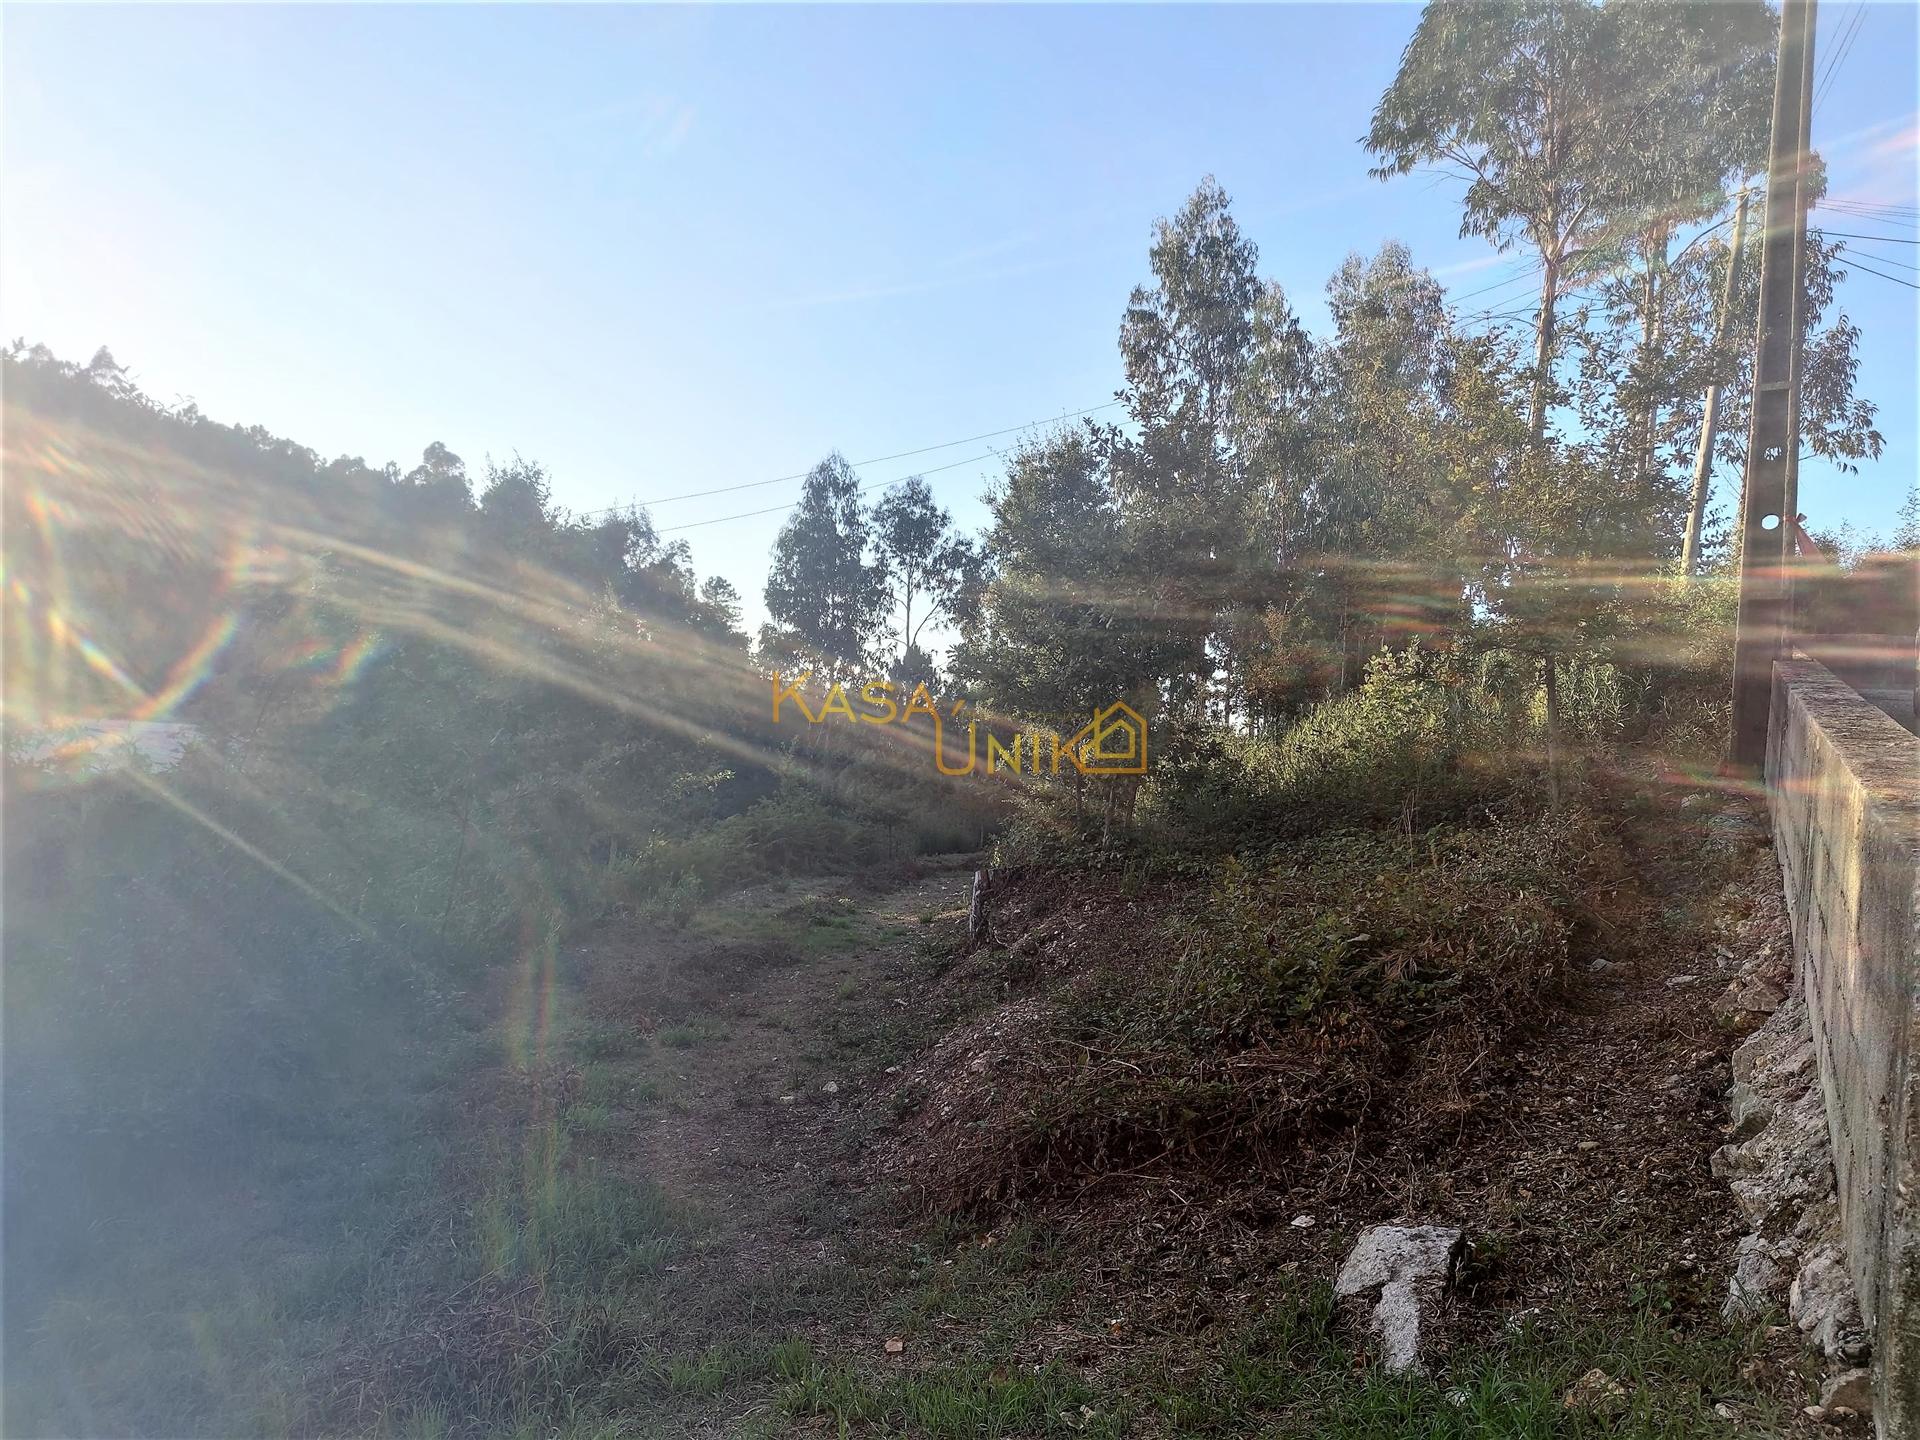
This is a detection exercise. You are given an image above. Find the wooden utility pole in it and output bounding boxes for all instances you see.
[1681,188,1751,577]
[1727,0,1817,768]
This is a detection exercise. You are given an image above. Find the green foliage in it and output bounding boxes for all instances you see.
[762,452,888,674]
[1164,816,1583,1041]
[1140,645,1532,851]
[619,784,885,899]
[777,1341,1113,1438]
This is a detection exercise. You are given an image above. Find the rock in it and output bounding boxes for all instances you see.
[822,1080,840,1095]
[1667,974,1700,987]
[1713,1086,1834,1228]
[1727,1081,1773,1139]
[1563,1368,1629,1412]
[1732,1003,1805,1083]
[1726,1233,1797,1316]
[1792,1248,1870,1363]
[1333,1223,1463,1374]
[1819,1368,1871,1414]
[1716,975,1786,1020]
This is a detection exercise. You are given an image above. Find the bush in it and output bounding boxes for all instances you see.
[1137,644,1533,854]
[618,783,885,900]
[916,809,1614,1211]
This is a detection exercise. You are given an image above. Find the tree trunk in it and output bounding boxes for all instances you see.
[1528,257,1561,444]
[1542,654,1563,810]
[1636,225,1669,487]
[1682,190,1751,576]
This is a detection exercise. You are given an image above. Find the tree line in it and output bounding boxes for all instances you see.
[757,0,1887,769]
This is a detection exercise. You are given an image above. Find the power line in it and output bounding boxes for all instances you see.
[1819,203,1918,230]
[574,399,1122,519]
[1837,256,1920,290]
[1812,2,1866,116]
[1821,203,1919,223]
[1812,229,1920,245]
[658,448,1007,534]
[1839,246,1918,272]
[1449,261,1543,305]
[1828,200,1920,216]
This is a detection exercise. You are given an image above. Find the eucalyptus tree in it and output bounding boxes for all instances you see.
[1367,0,1779,794]
[1306,243,1468,687]
[1106,177,1268,711]
[1366,0,1775,445]
[762,453,887,678]
[871,475,983,681]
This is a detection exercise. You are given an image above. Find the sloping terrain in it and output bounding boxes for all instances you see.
[409,785,1831,1437]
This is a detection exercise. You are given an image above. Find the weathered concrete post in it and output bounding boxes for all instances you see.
[968,868,990,950]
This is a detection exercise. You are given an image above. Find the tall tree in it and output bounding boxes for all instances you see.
[1107,177,1268,710]
[953,429,1163,734]
[762,453,886,676]
[1366,0,1774,445]
[1306,244,1467,690]
[871,476,982,681]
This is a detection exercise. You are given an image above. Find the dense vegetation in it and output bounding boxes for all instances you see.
[4,1,1914,1435]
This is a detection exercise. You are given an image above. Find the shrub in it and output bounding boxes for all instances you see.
[1138,644,1534,855]
[915,809,1612,1212]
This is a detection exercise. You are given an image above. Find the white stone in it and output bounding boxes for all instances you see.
[1333,1224,1463,1374]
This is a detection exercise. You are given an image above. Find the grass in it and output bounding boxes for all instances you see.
[769,1294,1800,1440]
[657,1014,727,1048]
[778,1345,1116,1438]
[1134,1297,1800,1439]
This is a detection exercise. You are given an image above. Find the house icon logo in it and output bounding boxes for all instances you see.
[1068,701,1147,775]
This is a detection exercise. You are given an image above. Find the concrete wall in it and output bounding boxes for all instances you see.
[1797,634,1919,734]
[1768,657,1920,1432]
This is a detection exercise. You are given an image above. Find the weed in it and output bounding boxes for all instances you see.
[657,1015,726,1049]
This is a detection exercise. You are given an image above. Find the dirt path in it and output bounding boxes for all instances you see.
[567,861,985,1392]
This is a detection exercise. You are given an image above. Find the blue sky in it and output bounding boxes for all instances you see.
[5,3,1915,635]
